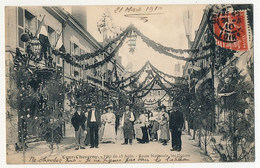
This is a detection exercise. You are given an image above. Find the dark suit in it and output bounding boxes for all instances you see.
[87,108,101,147]
[71,112,86,147]
[71,112,86,131]
[169,111,184,150]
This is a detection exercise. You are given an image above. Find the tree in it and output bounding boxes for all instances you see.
[7,47,70,161]
[196,79,216,154]
[211,67,254,161]
[37,70,66,153]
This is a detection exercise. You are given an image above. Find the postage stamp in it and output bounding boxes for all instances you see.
[209,7,250,51]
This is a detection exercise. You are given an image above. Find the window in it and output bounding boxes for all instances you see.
[70,65,74,76]
[149,91,152,96]
[70,41,74,55]
[25,10,36,35]
[158,90,161,96]
[74,70,79,77]
[74,44,79,55]
[154,90,157,96]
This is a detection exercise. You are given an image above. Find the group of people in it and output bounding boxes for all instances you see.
[71,103,184,152]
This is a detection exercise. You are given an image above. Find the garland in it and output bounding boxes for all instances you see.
[125,73,153,94]
[74,26,131,61]
[126,77,156,95]
[144,92,168,105]
[112,61,149,85]
[148,62,182,79]
[132,26,213,54]
[151,67,181,87]
[50,24,214,72]
[151,72,173,96]
[119,73,142,89]
[85,29,129,70]
[52,27,130,70]
[135,79,156,98]
[131,26,213,61]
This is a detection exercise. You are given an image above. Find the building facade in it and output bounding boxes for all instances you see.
[182,6,253,131]
[143,83,172,110]
[5,6,125,147]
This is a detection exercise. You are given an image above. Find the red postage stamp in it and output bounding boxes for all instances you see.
[211,10,249,51]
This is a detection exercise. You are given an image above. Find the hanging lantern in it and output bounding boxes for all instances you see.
[128,31,137,54]
[30,37,42,56]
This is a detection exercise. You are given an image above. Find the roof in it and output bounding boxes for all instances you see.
[46,7,102,50]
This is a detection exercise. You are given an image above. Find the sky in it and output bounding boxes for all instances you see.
[64,4,206,76]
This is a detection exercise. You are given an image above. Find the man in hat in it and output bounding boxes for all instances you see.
[87,104,101,148]
[121,105,135,145]
[84,104,91,146]
[169,107,184,151]
[71,104,86,150]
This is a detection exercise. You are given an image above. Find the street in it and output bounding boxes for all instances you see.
[8,133,211,164]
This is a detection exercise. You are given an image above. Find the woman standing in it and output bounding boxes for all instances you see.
[134,117,143,143]
[150,110,160,141]
[102,105,116,143]
[98,109,106,141]
[158,105,170,145]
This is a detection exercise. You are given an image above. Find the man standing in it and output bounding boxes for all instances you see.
[169,109,184,151]
[87,104,101,148]
[121,105,135,145]
[139,110,149,143]
[84,104,91,146]
[71,105,86,150]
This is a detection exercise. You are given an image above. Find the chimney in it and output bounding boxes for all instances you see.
[71,6,87,31]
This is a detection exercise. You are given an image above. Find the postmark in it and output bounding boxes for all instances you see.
[208,6,249,51]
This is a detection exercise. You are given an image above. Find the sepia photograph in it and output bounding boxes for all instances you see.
[4,3,255,164]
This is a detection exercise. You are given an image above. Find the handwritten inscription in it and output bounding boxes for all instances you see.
[114,6,163,13]
[28,153,190,164]
[114,6,164,22]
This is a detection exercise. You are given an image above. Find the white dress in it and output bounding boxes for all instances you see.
[102,112,116,142]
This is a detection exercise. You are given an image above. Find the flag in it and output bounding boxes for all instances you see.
[36,15,50,47]
[36,15,48,38]
[59,45,66,53]
[55,31,63,49]
[39,34,50,47]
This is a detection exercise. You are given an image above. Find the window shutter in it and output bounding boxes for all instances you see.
[18,7,24,49]
[18,7,24,27]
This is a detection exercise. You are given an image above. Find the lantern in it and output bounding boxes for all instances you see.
[30,37,42,55]
[128,31,137,54]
